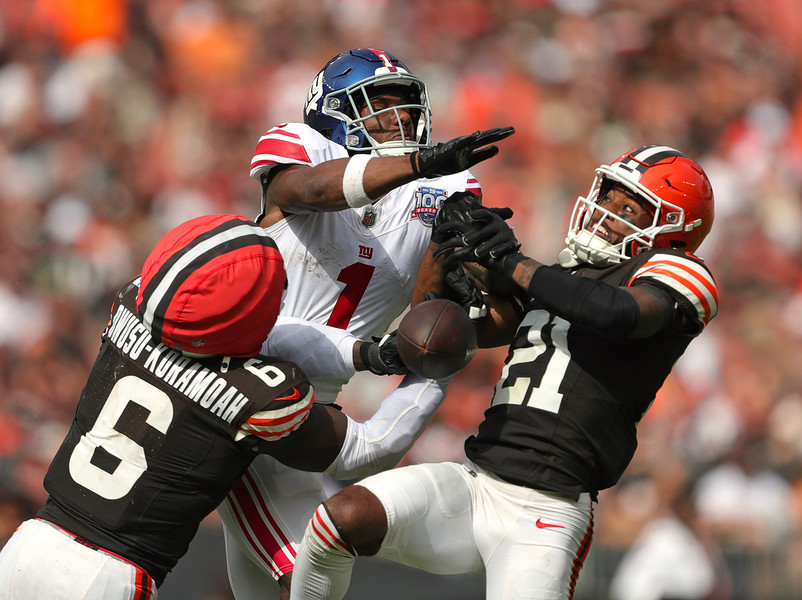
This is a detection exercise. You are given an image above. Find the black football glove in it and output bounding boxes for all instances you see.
[435,207,522,275]
[439,264,488,322]
[411,127,515,179]
[358,330,410,376]
[431,191,484,245]
[431,192,515,268]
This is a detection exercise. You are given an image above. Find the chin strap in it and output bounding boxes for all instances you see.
[563,229,624,268]
[557,247,581,268]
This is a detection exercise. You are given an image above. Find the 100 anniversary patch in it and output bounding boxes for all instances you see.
[410,186,447,226]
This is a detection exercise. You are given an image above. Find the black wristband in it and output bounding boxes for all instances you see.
[499,252,527,279]
[410,152,421,178]
[358,340,375,372]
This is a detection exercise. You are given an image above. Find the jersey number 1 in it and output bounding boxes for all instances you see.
[327,262,375,329]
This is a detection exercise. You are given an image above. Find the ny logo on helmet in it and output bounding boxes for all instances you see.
[305,72,325,117]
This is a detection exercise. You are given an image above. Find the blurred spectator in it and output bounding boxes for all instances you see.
[0,0,801,597]
[609,458,731,600]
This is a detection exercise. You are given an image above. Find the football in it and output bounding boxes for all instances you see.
[396,299,478,380]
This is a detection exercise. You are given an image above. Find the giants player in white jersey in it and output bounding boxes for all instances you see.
[289,146,719,600]
[217,48,514,599]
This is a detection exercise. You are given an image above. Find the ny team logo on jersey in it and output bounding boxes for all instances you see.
[410,186,446,226]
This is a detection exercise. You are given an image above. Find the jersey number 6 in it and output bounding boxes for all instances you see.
[69,376,173,500]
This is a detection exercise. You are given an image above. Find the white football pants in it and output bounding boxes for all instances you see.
[292,460,594,600]
[0,519,156,599]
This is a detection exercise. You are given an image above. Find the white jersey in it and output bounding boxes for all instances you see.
[219,123,484,600]
[253,122,482,401]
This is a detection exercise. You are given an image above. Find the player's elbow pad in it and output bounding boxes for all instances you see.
[527,266,639,338]
[324,376,448,480]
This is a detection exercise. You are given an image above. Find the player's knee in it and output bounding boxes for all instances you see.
[324,484,388,557]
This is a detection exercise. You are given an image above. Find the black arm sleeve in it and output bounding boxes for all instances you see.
[527,265,642,338]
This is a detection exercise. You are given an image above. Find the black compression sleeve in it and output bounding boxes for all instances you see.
[527,266,640,338]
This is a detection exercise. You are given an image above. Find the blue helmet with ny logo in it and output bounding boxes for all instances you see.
[304,48,432,156]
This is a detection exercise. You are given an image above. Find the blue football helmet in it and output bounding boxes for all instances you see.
[304,48,432,156]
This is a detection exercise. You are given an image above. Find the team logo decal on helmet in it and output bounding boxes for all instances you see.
[304,48,432,156]
[137,215,286,357]
[559,145,715,267]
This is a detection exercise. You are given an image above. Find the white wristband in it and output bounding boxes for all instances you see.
[342,154,374,208]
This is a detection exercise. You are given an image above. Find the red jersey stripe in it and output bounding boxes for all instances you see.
[639,266,714,322]
[243,410,311,440]
[244,394,314,428]
[629,255,718,323]
[631,256,718,304]
[251,129,313,172]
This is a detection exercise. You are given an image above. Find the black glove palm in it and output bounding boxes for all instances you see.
[431,192,484,245]
[435,207,521,274]
[412,127,515,179]
[441,265,488,321]
[432,192,514,246]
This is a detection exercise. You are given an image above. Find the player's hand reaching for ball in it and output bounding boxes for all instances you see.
[435,207,523,277]
[411,127,515,179]
[358,330,410,376]
[431,191,513,243]
[425,265,488,323]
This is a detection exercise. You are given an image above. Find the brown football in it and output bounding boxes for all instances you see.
[397,299,478,379]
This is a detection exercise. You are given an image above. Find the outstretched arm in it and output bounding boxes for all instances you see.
[262,128,515,223]
[265,155,416,215]
[269,375,448,479]
[440,208,677,340]
[323,376,448,480]
[262,318,448,478]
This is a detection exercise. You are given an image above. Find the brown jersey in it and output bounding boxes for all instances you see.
[465,249,718,500]
[38,281,314,585]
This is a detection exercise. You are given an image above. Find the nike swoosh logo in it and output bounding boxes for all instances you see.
[536,518,564,529]
[275,388,301,402]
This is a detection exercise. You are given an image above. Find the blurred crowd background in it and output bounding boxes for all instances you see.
[0,0,801,598]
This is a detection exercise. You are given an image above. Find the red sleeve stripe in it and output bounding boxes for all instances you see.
[236,393,314,440]
[246,388,315,422]
[244,402,311,434]
[310,506,353,554]
[247,405,309,427]
[241,410,310,440]
[249,130,313,177]
[629,255,718,323]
